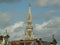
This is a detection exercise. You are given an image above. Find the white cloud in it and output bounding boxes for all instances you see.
[0,21,25,41]
[36,0,60,7]
[34,17,60,38]
[5,21,25,41]
[35,22,49,30]
[6,21,24,32]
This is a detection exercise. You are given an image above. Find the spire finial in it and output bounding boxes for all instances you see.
[28,3,31,7]
[52,34,54,39]
[3,29,8,36]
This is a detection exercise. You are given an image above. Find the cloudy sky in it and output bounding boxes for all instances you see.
[0,0,60,45]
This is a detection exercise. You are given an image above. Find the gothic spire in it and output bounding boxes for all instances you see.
[25,3,34,40]
[27,3,32,23]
